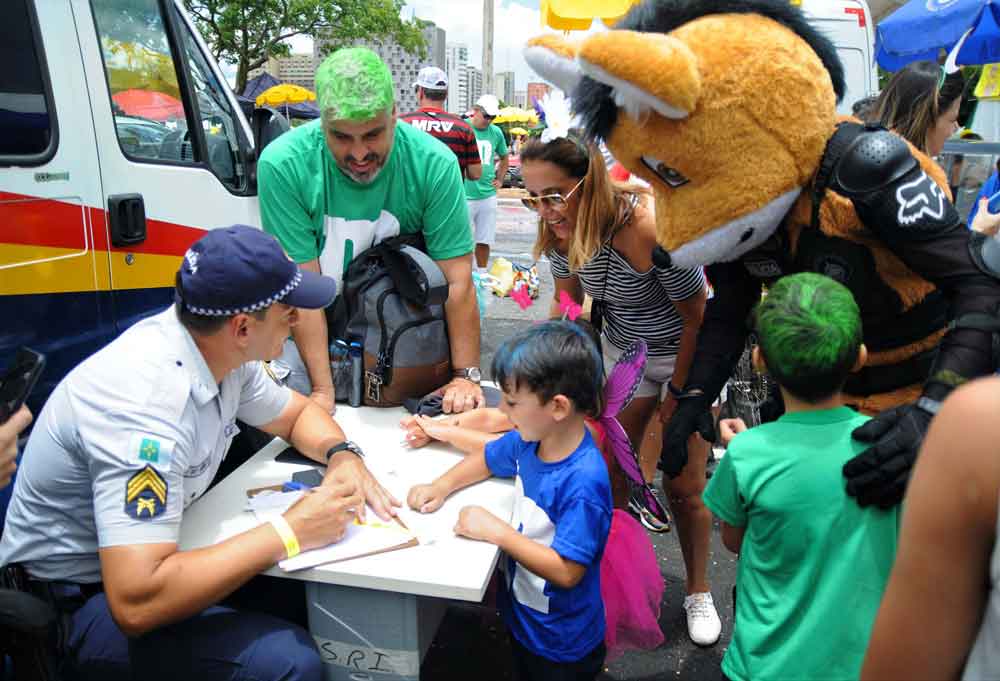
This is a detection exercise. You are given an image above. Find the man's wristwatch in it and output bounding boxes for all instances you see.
[325,440,364,462]
[452,367,482,384]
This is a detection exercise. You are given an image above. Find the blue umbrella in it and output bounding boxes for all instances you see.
[876,0,1000,71]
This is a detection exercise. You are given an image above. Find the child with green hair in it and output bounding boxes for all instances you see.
[702,272,899,681]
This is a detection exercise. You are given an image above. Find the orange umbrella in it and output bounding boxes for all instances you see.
[112,89,184,121]
[540,0,641,30]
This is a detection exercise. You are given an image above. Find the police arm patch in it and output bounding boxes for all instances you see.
[128,431,175,471]
[125,465,168,520]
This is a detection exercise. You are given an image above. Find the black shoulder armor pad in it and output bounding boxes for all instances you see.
[830,129,918,196]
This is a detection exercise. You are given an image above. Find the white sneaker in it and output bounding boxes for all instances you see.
[684,592,722,646]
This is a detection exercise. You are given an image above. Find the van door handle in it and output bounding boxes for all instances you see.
[108,193,147,247]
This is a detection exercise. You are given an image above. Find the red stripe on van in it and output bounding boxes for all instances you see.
[1,191,205,256]
[845,7,866,27]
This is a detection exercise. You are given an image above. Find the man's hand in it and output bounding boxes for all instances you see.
[971,197,1000,236]
[719,418,748,447]
[844,402,933,508]
[442,378,484,414]
[283,480,363,552]
[491,178,502,191]
[658,394,678,424]
[407,482,449,514]
[454,505,508,543]
[659,395,715,478]
[0,406,30,489]
[308,387,335,415]
[324,451,400,521]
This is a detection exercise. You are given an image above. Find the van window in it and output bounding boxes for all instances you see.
[171,5,247,192]
[91,0,190,163]
[90,0,247,191]
[0,0,56,162]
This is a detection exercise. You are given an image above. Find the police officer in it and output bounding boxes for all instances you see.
[0,225,399,680]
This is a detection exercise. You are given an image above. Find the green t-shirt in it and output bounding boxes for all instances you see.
[703,406,899,681]
[257,119,473,289]
[464,122,508,200]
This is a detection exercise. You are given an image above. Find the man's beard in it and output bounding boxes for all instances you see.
[338,152,386,184]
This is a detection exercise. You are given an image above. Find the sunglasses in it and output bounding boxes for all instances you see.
[521,178,585,212]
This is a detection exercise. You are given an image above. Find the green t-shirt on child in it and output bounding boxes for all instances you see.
[703,406,899,681]
[464,122,508,200]
[257,119,473,292]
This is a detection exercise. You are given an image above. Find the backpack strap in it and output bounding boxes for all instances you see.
[810,121,866,231]
[377,243,450,307]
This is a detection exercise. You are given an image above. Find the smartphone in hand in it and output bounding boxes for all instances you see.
[0,348,46,424]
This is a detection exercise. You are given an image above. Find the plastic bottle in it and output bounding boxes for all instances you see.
[349,341,363,407]
[330,339,350,399]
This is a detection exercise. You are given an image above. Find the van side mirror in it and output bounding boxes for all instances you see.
[252,107,290,158]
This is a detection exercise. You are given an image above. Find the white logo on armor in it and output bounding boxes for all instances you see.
[896,171,946,226]
[508,475,555,614]
[184,249,199,274]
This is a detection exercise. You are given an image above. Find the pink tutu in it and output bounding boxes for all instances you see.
[601,509,665,661]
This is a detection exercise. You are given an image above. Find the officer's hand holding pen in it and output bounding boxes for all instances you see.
[282,480,363,552]
[322,451,400,522]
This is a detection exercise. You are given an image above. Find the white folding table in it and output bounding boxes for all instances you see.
[178,405,515,681]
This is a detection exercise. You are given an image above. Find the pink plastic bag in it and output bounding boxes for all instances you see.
[601,509,665,661]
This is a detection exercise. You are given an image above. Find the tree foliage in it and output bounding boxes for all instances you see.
[183,0,428,92]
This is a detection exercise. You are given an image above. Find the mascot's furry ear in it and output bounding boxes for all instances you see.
[577,31,700,121]
[524,35,584,95]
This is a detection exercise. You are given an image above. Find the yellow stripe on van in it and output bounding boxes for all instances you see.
[0,243,179,296]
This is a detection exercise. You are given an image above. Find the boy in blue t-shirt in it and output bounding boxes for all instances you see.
[408,321,612,680]
[703,272,899,681]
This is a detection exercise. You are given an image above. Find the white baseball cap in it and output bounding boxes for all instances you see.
[413,66,448,91]
[475,94,501,117]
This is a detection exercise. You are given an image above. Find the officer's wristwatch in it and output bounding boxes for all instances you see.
[453,367,482,384]
[325,440,364,462]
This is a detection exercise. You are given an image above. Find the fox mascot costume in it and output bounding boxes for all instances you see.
[525,0,1000,508]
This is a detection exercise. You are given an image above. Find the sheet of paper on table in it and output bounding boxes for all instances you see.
[246,490,418,571]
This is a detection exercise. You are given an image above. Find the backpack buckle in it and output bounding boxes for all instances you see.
[365,371,383,403]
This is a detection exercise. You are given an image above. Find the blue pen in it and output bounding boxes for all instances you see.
[282,480,312,492]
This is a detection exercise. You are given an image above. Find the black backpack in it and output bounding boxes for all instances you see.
[326,235,452,407]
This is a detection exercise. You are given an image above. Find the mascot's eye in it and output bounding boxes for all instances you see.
[641,156,689,188]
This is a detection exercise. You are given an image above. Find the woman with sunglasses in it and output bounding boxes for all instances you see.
[520,133,720,647]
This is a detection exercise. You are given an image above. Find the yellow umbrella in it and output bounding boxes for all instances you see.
[494,107,539,125]
[540,0,641,30]
[509,127,530,136]
[255,83,317,107]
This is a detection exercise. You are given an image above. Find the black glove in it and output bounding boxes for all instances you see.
[658,393,716,479]
[843,402,935,509]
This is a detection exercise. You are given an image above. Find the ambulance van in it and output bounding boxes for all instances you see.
[800,0,880,114]
[1,0,284,411]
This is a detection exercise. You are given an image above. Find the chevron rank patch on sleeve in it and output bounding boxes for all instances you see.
[124,465,168,520]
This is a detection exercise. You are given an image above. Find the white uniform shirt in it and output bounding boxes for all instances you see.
[0,307,291,583]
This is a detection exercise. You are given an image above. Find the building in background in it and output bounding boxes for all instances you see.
[316,21,446,113]
[458,65,483,115]
[526,81,552,107]
[445,42,469,114]
[513,90,527,109]
[247,53,316,90]
[494,70,515,106]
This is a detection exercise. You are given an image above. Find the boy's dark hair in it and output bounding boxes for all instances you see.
[753,272,862,403]
[490,320,604,418]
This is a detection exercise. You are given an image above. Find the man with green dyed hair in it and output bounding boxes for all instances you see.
[703,272,899,681]
[257,47,484,414]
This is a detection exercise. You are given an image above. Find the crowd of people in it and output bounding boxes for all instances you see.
[6,1,1000,678]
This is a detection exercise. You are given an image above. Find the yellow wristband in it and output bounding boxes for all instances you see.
[269,516,300,559]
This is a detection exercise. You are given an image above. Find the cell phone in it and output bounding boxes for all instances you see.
[0,348,46,424]
[988,189,1000,214]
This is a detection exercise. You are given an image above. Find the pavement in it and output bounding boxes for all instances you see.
[420,199,738,680]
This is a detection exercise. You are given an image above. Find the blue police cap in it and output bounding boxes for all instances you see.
[177,225,336,316]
